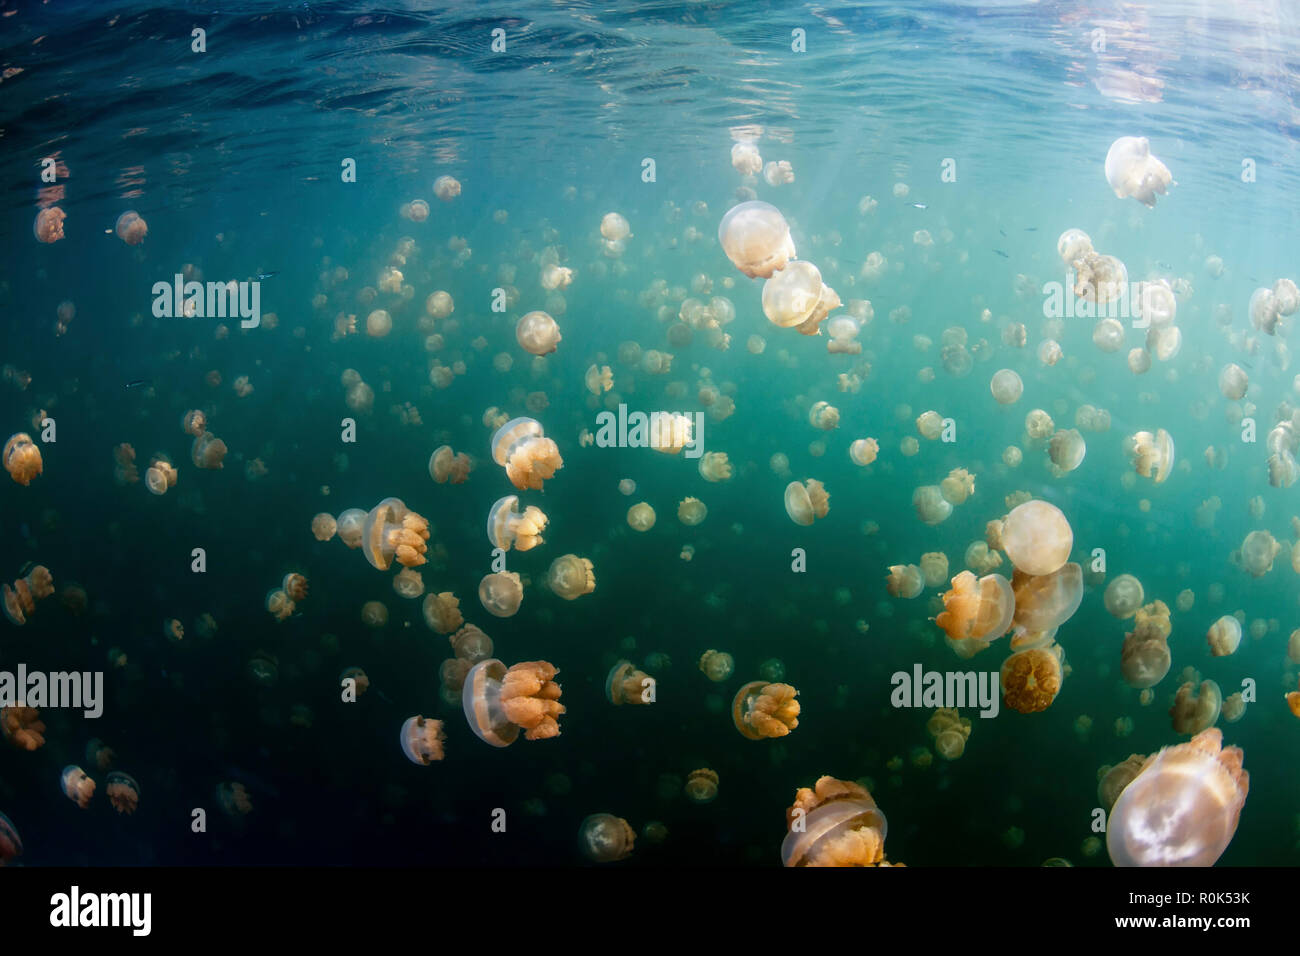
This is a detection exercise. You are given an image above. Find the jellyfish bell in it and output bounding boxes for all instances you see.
[1104,136,1174,207]
[114,210,149,245]
[1097,754,1147,811]
[606,659,653,706]
[61,765,96,809]
[579,813,636,863]
[912,485,953,526]
[105,772,141,814]
[1107,728,1247,867]
[1000,644,1064,714]
[935,571,1015,643]
[462,658,564,747]
[1011,563,1083,633]
[3,433,42,486]
[1057,229,1093,265]
[718,200,796,279]
[516,311,562,356]
[990,369,1023,405]
[626,502,656,531]
[547,554,594,600]
[781,776,894,867]
[1170,680,1223,735]
[1001,500,1073,576]
[1206,616,1242,657]
[849,438,879,466]
[1129,428,1174,482]
[336,508,366,548]
[360,497,430,570]
[1103,574,1144,618]
[478,571,524,617]
[491,417,563,491]
[784,479,830,526]
[399,715,446,765]
[732,681,800,740]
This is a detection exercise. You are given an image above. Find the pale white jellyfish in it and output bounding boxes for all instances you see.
[600,213,631,241]
[486,495,548,552]
[1103,574,1144,618]
[885,564,924,599]
[784,479,830,526]
[1011,563,1083,633]
[1148,325,1181,362]
[1138,280,1177,327]
[849,438,879,466]
[1236,530,1280,577]
[1092,318,1125,353]
[731,142,763,175]
[717,201,795,279]
[1206,616,1242,657]
[1104,137,1175,208]
[1048,429,1086,473]
[1128,348,1152,375]
[1128,429,1174,483]
[990,369,1023,405]
[912,486,953,526]
[762,260,839,334]
[516,311,561,356]
[1002,500,1073,576]
[1218,364,1248,401]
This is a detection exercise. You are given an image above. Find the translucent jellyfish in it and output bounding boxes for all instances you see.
[392,568,424,599]
[365,309,392,338]
[105,772,141,814]
[677,497,707,526]
[282,572,309,603]
[462,659,565,746]
[1,707,45,750]
[34,206,66,243]
[547,554,595,600]
[422,592,463,634]
[433,175,461,200]
[428,445,473,484]
[912,485,953,526]
[360,601,387,628]
[886,564,924,599]
[1104,574,1144,618]
[916,410,944,440]
[698,451,732,482]
[782,777,897,867]
[61,765,96,809]
[1001,645,1064,714]
[1011,564,1083,633]
[1128,428,1174,482]
[491,417,563,491]
[1289,629,1300,665]
[698,649,734,682]
[626,502,655,531]
[191,432,228,470]
[732,681,800,739]
[583,364,613,397]
[336,508,366,549]
[784,479,830,526]
[579,813,636,863]
[920,552,949,589]
[1236,530,1280,577]
[1128,348,1152,375]
[1002,500,1073,576]
[1121,600,1173,689]
[927,708,972,760]
[1097,754,1146,811]
[685,768,720,803]
[216,781,253,818]
[3,433,42,486]
[718,200,795,279]
[516,311,561,356]
[990,369,1023,405]
[479,571,523,618]
[180,409,207,437]
[808,400,839,431]
[936,571,1015,644]
[618,478,636,496]
[114,210,149,245]
[606,660,652,706]
[940,468,975,505]
[762,260,840,335]
[1206,616,1242,657]
[1107,728,1247,866]
[849,438,879,466]
[1104,137,1174,207]
[485,496,548,554]
[311,513,338,542]
[1003,445,1023,467]
[399,715,446,765]
[1221,693,1245,723]
[360,497,430,569]
[1170,680,1222,735]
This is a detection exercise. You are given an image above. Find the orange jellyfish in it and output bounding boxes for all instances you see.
[145,455,178,495]
[1107,728,1248,866]
[547,554,594,600]
[61,765,96,809]
[1,707,46,750]
[399,715,446,765]
[782,776,899,867]
[3,433,42,486]
[1001,645,1064,714]
[422,592,463,634]
[732,681,800,739]
[784,478,830,526]
[34,206,66,243]
[462,659,565,747]
[311,513,338,542]
[114,211,148,245]
[105,772,141,814]
[1170,680,1222,735]
[579,813,636,863]
[0,811,21,865]
[163,618,184,642]
[85,738,115,771]
[1121,600,1172,689]
[927,708,972,760]
[605,660,652,705]
[265,588,295,622]
[487,495,548,552]
[191,432,228,469]
[429,445,473,484]
[684,768,720,803]
[449,623,494,665]
[935,571,1015,644]
[1287,680,1300,718]
[478,571,523,617]
[849,438,879,466]
[360,497,429,570]
[181,409,207,437]
[491,417,563,491]
[282,572,309,602]
[112,443,138,484]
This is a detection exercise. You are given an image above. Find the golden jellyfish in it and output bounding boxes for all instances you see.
[717,200,795,279]
[365,309,392,338]
[605,660,652,705]
[392,568,424,599]
[698,649,734,682]
[626,502,655,532]
[105,772,140,815]
[1001,645,1064,714]
[600,212,632,241]
[449,623,493,666]
[112,443,138,484]
[145,455,178,495]
[311,513,338,542]
[584,364,613,395]
[361,601,388,628]
[1047,429,1086,474]
[85,739,115,772]
[940,468,975,505]
[399,715,446,765]
[487,495,548,551]
[516,311,562,356]
[886,564,924,599]
[927,708,972,760]
[1121,600,1173,689]
[731,141,763,175]
[425,290,454,318]
[782,777,898,867]
[336,508,366,549]
[1206,616,1242,657]
[402,199,430,221]
[698,451,732,482]
[114,210,148,245]
[3,433,42,486]
[341,666,371,695]
[491,417,563,491]
[478,571,523,618]
[618,478,636,496]
[1098,755,1146,811]
[265,589,295,622]
[808,400,839,430]
[191,432,228,470]
[579,814,636,863]
[1221,693,1246,723]
[990,369,1023,405]
[1104,136,1174,207]
[34,206,66,243]
[684,768,720,803]
[849,438,879,466]
[1024,409,1054,441]
[1288,684,1300,719]
[1001,500,1073,576]
[1236,530,1281,577]
[1170,680,1222,735]
[1128,428,1174,483]
[162,617,184,643]
[732,681,800,739]
[1104,574,1145,618]
[919,552,949,589]
[916,410,944,440]
[428,445,472,484]
[462,659,565,746]
[360,497,430,570]
[912,485,952,526]
[936,571,1015,643]
[1107,728,1247,867]
[677,497,707,526]
[784,478,830,526]
[61,765,96,809]
[433,175,461,201]
[1,707,45,750]
[281,572,308,602]
[423,592,463,635]
[547,553,594,600]
[1011,564,1083,633]
[181,409,207,437]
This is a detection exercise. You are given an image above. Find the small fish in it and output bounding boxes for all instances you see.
[993,249,1009,259]
[255,271,279,281]
[1240,360,1254,370]
[910,202,927,210]
[1024,227,1038,232]
[999,228,1007,238]
[125,379,150,389]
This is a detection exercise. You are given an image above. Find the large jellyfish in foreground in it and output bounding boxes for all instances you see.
[1104,137,1174,207]
[732,681,800,739]
[1107,729,1247,867]
[781,777,901,867]
[462,659,564,747]
[718,200,796,279]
